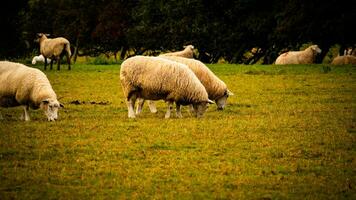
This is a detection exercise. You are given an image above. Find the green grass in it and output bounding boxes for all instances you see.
[0,63,355,199]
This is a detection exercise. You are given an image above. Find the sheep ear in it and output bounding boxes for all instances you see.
[45,34,50,37]
[227,90,234,96]
[37,33,42,37]
[207,99,214,104]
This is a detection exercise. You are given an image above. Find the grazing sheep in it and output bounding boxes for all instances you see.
[32,54,51,65]
[275,45,322,64]
[331,55,356,65]
[136,55,233,114]
[161,45,195,58]
[120,56,213,119]
[0,61,63,121]
[36,33,71,70]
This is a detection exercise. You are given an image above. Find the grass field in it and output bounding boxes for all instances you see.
[0,63,355,199]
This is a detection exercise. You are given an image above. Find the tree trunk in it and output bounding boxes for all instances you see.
[120,46,128,60]
[73,36,79,64]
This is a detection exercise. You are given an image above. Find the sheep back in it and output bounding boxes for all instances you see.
[161,45,194,58]
[120,56,208,105]
[159,55,227,100]
[331,55,356,65]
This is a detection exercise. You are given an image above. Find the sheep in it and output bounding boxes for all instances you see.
[331,55,356,65]
[0,61,63,121]
[32,54,51,65]
[120,56,213,119]
[136,55,233,114]
[275,45,322,64]
[160,45,195,58]
[36,33,71,70]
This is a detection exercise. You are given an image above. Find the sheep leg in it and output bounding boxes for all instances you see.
[44,57,47,70]
[20,106,30,121]
[136,98,145,115]
[165,101,173,119]
[57,55,62,70]
[148,100,157,113]
[176,103,183,118]
[189,104,195,115]
[50,59,54,70]
[127,95,137,118]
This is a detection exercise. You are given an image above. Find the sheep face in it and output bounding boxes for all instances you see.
[192,100,214,118]
[40,99,63,121]
[216,90,234,110]
[216,95,228,110]
[192,102,208,118]
[311,45,322,54]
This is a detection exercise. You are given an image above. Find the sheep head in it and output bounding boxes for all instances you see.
[36,33,50,43]
[310,45,322,54]
[184,45,194,51]
[40,98,64,121]
[192,99,213,118]
[216,90,234,110]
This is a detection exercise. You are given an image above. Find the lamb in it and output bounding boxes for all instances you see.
[136,55,233,114]
[36,33,71,70]
[32,54,51,65]
[275,45,322,64]
[331,55,356,65]
[0,61,63,121]
[120,56,213,119]
[160,45,195,58]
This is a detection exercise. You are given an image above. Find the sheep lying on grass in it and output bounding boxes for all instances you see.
[32,54,51,65]
[331,55,356,65]
[137,55,233,114]
[120,56,213,119]
[37,33,71,70]
[0,61,63,121]
[275,45,322,64]
[161,45,195,58]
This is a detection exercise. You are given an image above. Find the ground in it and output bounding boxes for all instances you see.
[0,63,355,199]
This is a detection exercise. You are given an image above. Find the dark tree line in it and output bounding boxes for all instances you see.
[1,0,355,63]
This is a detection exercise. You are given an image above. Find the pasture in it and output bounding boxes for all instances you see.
[0,63,355,199]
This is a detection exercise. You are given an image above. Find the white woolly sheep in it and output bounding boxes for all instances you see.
[136,55,233,114]
[275,45,322,64]
[37,33,71,70]
[161,45,195,58]
[331,55,356,65]
[32,54,51,65]
[120,56,213,119]
[0,61,63,121]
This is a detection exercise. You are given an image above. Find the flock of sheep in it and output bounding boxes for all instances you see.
[0,33,355,121]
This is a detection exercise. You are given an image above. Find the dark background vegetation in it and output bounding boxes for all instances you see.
[0,0,355,63]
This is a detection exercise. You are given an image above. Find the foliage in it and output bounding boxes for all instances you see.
[1,0,355,63]
[1,64,355,199]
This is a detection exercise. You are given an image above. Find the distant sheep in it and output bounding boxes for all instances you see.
[161,45,195,58]
[120,56,213,119]
[0,61,63,121]
[37,33,71,70]
[32,54,51,65]
[331,55,356,65]
[275,45,322,64]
